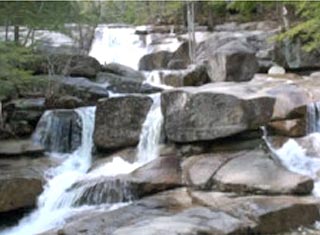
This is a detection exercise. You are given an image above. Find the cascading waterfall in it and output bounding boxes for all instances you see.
[262,101,320,197]
[89,26,147,70]
[306,101,320,134]
[52,93,164,208]
[0,106,96,235]
[1,93,164,235]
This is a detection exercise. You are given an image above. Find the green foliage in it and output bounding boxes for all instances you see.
[277,2,320,52]
[0,42,35,100]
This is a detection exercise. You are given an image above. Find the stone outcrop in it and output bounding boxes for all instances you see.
[138,51,172,71]
[96,72,162,94]
[94,95,153,150]
[45,76,109,108]
[40,188,320,235]
[161,82,275,143]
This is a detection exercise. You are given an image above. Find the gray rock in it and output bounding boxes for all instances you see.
[213,150,313,195]
[161,83,275,142]
[0,139,44,156]
[139,51,172,71]
[40,188,320,235]
[96,72,162,94]
[203,40,259,82]
[0,156,57,213]
[94,95,153,150]
[103,63,145,81]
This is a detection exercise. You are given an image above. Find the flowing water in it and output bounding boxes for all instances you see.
[0,94,163,235]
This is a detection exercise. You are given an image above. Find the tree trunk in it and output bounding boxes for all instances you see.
[187,2,196,64]
[5,20,9,41]
[14,25,19,44]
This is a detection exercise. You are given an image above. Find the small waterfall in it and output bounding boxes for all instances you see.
[53,94,164,208]
[32,110,82,153]
[137,93,164,163]
[1,106,96,235]
[307,101,320,134]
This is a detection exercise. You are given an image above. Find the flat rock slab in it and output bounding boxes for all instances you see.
[40,188,320,235]
[0,139,44,156]
[213,150,313,195]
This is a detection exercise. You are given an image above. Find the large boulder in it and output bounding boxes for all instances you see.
[94,95,153,150]
[199,39,259,82]
[0,156,56,213]
[212,150,313,195]
[138,51,172,71]
[161,82,275,143]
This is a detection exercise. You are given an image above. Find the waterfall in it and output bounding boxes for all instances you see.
[307,101,320,134]
[50,94,164,208]
[137,93,163,163]
[89,25,147,70]
[32,110,82,153]
[0,106,96,235]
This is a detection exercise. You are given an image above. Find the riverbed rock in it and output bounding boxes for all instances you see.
[103,63,145,81]
[0,139,44,156]
[267,118,306,137]
[45,76,109,108]
[71,156,182,206]
[138,51,172,71]
[196,35,259,82]
[40,188,320,235]
[96,72,162,94]
[212,150,313,195]
[161,82,275,143]
[0,156,57,213]
[94,95,153,150]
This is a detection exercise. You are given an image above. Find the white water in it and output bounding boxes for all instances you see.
[89,26,147,70]
[53,93,164,207]
[1,94,164,235]
[89,25,181,70]
[266,100,320,197]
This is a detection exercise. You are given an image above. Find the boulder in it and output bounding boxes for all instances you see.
[94,95,153,150]
[138,51,172,71]
[267,118,306,137]
[212,150,313,195]
[45,76,109,108]
[29,54,101,79]
[103,63,145,81]
[202,40,259,82]
[2,98,45,137]
[0,156,57,213]
[191,191,320,234]
[161,82,275,143]
[40,188,320,235]
[33,110,82,153]
[69,156,182,206]
[0,139,44,156]
[96,72,162,94]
